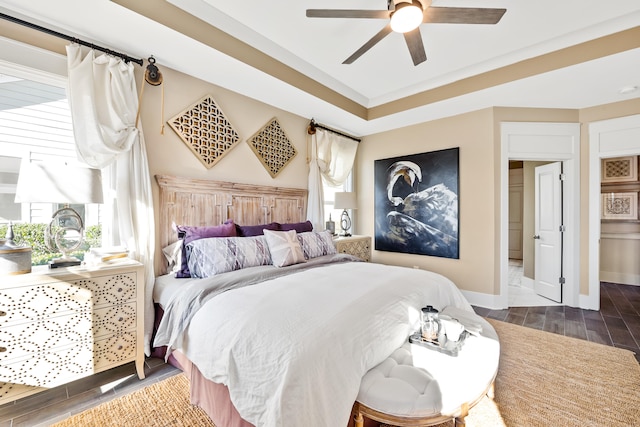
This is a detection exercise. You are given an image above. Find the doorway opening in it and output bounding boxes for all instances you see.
[589,114,640,310]
[500,122,580,310]
[508,160,564,307]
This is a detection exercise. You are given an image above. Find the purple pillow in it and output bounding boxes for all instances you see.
[175,220,236,278]
[236,222,280,237]
[279,220,313,233]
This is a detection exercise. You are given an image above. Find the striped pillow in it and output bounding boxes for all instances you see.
[297,231,337,259]
[186,235,272,278]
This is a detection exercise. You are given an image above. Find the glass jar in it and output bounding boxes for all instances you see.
[421,305,441,343]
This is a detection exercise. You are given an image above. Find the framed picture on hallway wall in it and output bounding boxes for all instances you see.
[374,147,459,259]
[601,156,638,183]
[601,192,638,220]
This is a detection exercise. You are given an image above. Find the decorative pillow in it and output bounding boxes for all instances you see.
[175,220,237,278]
[278,220,313,233]
[236,222,280,237]
[186,235,272,278]
[263,229,306,267]
[162,240,183,274]
[297,230,337,260]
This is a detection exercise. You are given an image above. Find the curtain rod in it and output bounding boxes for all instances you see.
[307,119,361,142]
[0,12,144,66]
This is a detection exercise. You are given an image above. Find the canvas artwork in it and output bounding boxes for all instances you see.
[374,148,460,259]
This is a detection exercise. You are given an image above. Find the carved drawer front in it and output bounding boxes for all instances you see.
[0,312,92,364]
[93,303,137,338]
[335,237,371,262]
[0,283,92,327]
[0,341,93,388]
[94,332,137,371]
[72,273,137,308]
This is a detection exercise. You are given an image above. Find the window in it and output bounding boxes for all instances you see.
[0,69,102,264]
[323,171,354,233]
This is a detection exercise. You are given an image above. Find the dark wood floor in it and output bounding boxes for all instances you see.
[472,282,640,363]
[1,282,638,427]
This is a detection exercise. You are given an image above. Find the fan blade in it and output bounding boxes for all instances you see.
[343,24,392,64]
[424,7,506,24]
[306,9,389,19]
[404,28,426,66]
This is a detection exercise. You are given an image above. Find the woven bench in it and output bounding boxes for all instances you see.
[352,309,500,427]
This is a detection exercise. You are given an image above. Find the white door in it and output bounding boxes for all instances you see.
[534,162,563,302]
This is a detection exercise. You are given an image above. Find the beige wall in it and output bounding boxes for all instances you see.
[134,66,311,247]
[136,66,310,188]
[359,103,640,299]
[356,109,495,294]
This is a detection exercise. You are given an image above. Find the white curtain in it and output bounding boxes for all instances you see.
[66,44,156,355]
[307,128,359,230]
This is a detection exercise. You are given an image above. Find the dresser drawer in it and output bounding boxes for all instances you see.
[0,341,93,388]
[94,332,137,371]
[334,236,371,262]
[71,273,137,308]
[93,303,137,338]
[0,282,92,327]
[0,312,92,363]
[0,381,44,405]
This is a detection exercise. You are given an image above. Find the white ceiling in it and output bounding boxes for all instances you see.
[1,0,639,136]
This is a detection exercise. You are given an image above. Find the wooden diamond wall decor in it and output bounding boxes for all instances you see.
[167,95,240,169]
[247,117,297,178]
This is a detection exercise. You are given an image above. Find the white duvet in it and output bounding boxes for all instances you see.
[177,261,472,427]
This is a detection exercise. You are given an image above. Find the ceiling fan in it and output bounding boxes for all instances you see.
[306,0,506,66]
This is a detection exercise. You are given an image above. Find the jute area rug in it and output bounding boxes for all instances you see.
[53,319,640,427]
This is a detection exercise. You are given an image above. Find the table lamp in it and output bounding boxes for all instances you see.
[14,161,103,268]
[334,191,356,237]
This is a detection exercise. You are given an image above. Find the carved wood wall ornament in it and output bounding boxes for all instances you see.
[167,95,240,169]
[247,117,297,178]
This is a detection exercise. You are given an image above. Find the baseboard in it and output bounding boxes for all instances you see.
[599,271,640,286]
[461,289,506,310]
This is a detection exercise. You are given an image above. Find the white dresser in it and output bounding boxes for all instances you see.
[334,235,371,262]
[0,260,145,405]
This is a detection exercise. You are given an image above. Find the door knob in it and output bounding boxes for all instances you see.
[533,235,541,239]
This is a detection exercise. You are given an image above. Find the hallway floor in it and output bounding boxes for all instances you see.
[508,259,561,307]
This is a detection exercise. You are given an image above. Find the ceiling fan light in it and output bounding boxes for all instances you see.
[390,1,423,33]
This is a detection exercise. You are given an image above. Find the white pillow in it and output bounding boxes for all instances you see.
[263,229,306,267]
[162,240,183,273]
[297,230,337,259]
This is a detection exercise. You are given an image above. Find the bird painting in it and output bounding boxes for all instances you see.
[374,148,459,258]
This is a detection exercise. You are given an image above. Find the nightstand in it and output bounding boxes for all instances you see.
[334,235,371,262]
[0,260,145,404]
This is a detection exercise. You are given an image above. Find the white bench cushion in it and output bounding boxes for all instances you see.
[356,312,499,419]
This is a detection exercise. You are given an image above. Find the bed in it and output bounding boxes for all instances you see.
[152,175,475,427]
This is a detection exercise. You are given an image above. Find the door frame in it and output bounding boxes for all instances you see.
[588,114,640,310]
[500,122,580,309]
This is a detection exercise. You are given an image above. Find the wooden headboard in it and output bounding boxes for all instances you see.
[155,175,308,274]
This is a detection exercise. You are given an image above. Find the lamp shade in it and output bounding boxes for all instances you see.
[14,162,104,204]
[334,192,357,210]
